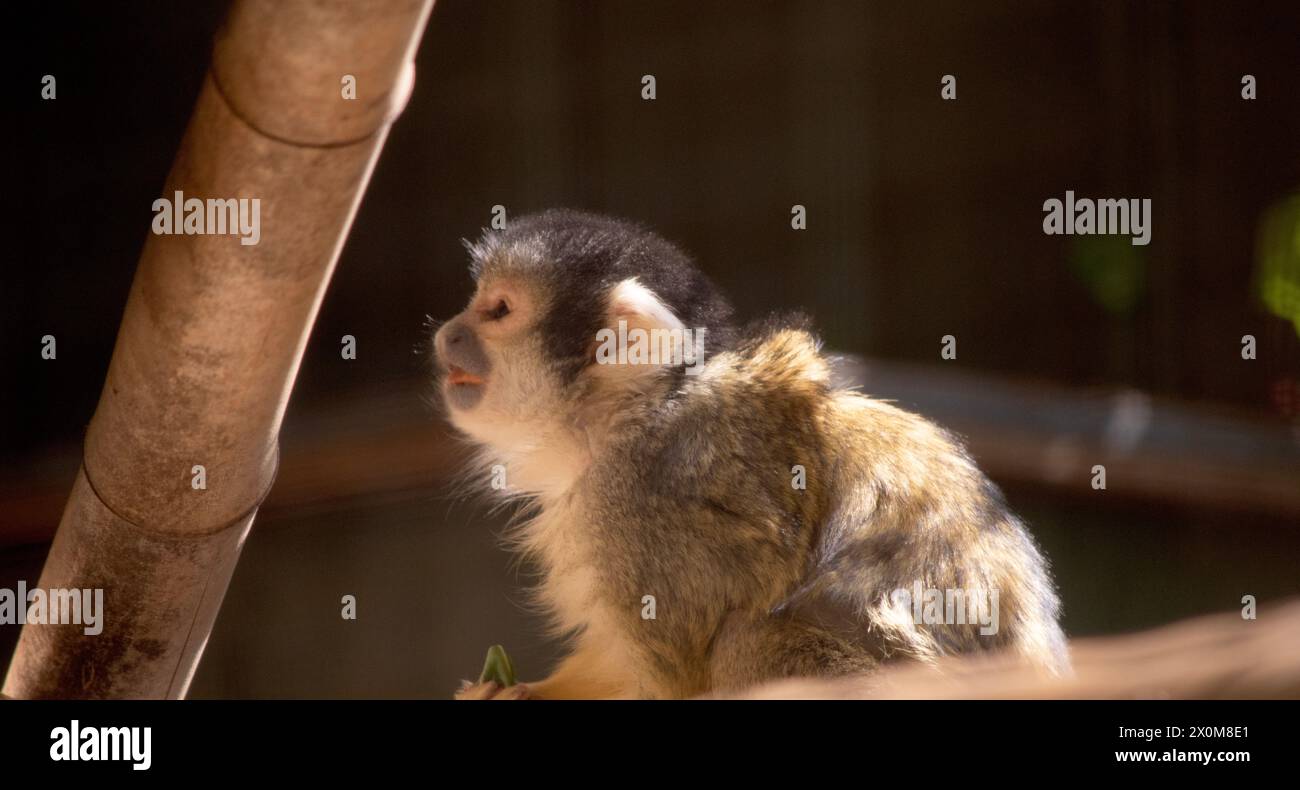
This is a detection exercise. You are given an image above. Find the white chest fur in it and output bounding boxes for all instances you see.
[523,496,603,635]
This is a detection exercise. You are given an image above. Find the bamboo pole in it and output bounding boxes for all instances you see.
[2,0,434,699]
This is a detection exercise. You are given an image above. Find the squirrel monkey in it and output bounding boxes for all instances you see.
[434,209,1068,699]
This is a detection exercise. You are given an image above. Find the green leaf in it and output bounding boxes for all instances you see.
[477,644,517,687]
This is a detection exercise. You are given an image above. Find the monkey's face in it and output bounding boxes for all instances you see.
[433,270,698,476]
[433,210,736,486]
[433,270,568,452]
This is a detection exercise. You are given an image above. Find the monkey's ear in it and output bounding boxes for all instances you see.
[589,278,687,379]
[607,277,686,333]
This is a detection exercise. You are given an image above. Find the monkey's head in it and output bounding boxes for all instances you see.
[433,209,734,490]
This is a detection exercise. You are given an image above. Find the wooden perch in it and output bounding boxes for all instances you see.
[2,0,435,700]
[723,598,1300,699]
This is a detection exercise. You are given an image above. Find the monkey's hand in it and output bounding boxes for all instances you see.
[454,679,532,700]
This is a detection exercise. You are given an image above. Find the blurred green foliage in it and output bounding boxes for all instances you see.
[1068,235,1147,315]
[1256,193,1300,338]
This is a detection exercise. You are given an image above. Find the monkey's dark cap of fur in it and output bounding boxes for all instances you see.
[468,209,739,370]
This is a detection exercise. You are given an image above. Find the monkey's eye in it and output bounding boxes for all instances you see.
[481,299,511,322]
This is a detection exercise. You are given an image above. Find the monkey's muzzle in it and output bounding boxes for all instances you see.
[434,318,491,410]
[443,365,487,410]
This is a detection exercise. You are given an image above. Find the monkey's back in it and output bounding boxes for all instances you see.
[576,326,1068,693]
[804,391,1069,672]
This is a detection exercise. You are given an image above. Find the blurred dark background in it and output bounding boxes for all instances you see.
[3,1,1299,697]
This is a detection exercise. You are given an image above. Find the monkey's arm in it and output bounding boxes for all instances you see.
[526,646,641,699]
